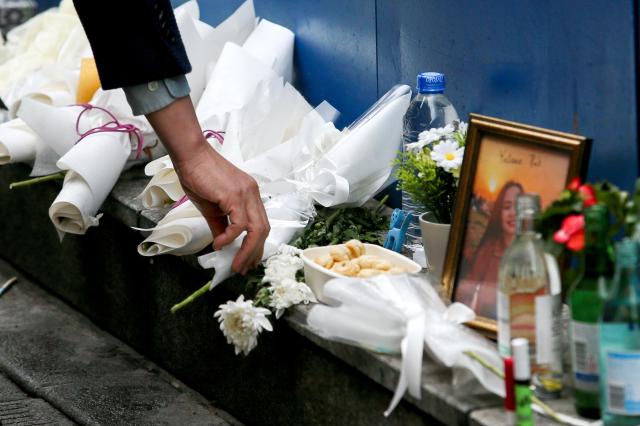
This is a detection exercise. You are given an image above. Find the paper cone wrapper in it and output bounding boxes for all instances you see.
[5,66,76,118]
[198,193,313,289]
[175,8,214,105]
[243,19,294,82]
[175,0,256,105]
[207,0,256,57]
[240,106,342,194]
[49,131,131,234]
[140,170,184,208]
[17,99,84,157]
[293,86,410,207]
[174,0,199,20]
[136,200,212,256]
[196,42,278,131]
[89,88,161,159]
[0,118,41,165]
[140,155,183,208]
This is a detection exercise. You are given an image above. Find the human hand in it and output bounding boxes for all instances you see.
[145,96,270,275]
[174,143,270,274]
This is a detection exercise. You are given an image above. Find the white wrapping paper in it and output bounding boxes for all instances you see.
[49,131,131,234]
[290,85,411,207]
[137,200,212,256]
[5,65,77,118]
[176,0,257,106]
[0,0,81,98]
[17,99,86,175]
[0,118,42,165]
[139,155,184,208]
[243,19,294,83]
[197,192,314,289]
[306,274,504,416]
[196,42,280,132]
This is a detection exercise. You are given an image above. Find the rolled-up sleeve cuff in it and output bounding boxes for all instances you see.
[123,74,191,116]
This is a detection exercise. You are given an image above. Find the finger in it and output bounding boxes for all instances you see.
[191,199,228,240]
[232,228,263,274]
[207,215,228,239]
[236,200,269,274]
[213,207,247,250]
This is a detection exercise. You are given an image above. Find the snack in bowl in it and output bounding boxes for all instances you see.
[314,239,405,278]
[302,241,422,303]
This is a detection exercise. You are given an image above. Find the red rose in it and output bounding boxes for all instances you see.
[553,214,585,252]
[578,184,597,207]
[567,177,581,192]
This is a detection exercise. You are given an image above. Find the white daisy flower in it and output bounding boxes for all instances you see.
[430,139,464,172]
[214,295,273,356]
[457,121,468,136]
[269,278,317,319]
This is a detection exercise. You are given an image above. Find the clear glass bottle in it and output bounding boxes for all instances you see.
[497,193,563,399]
[569,204,613,418]
[401,72,458,246]
[599,238,640,425]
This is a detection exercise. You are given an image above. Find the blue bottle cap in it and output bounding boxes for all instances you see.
[417,72,445,94]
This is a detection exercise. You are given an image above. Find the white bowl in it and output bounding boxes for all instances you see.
[301,243,422,303]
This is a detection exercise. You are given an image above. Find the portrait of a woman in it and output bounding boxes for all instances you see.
[454,181,524,319]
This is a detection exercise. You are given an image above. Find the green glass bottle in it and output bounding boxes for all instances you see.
[599,238,640,425]
[569,204,613,419]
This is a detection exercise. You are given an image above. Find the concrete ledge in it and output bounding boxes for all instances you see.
[0,163,502,425]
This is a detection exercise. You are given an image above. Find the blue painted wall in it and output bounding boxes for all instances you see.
[39,0,638,188]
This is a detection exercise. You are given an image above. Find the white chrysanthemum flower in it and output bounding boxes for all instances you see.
[262,252,304,286]
[269,278,317,319]
[214,295,273,356]
[430,139,464,172]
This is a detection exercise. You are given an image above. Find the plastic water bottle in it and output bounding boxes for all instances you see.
[402,72,459,246]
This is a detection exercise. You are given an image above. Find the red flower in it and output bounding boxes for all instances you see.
[579,184,597,207]
[567,177,581,192]
[553,214,585,251]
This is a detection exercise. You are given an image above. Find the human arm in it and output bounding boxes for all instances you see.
[72,0,270,273]
[145,96,270,274]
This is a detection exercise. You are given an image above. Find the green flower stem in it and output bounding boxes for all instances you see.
[170,280,211,314]
[9,172,66,189]
[463,351,564,424]
[464,350,504,378]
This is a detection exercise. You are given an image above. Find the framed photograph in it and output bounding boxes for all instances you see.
[442,113,591,334]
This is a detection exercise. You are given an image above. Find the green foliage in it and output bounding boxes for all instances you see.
[243,264,271,308]
[291,199,389,249]
[394,149,457,223]
[538,180,640,243]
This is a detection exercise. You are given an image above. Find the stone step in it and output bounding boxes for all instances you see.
[0,373,74,425]
[0,259,240,426]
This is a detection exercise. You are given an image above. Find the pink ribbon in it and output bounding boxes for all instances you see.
[74,104,145,159]
[202,129,225,145]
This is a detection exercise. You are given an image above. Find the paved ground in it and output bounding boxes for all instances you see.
[0,258,242,426]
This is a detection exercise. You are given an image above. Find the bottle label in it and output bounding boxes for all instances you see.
[570,320,599,392]
[535,294,562,371]
[605,351,640,415]
[497,291,510,357]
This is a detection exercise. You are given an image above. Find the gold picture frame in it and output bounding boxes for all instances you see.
[442,113,591,335]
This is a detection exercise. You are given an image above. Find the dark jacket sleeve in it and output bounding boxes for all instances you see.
[72,0,192,90]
